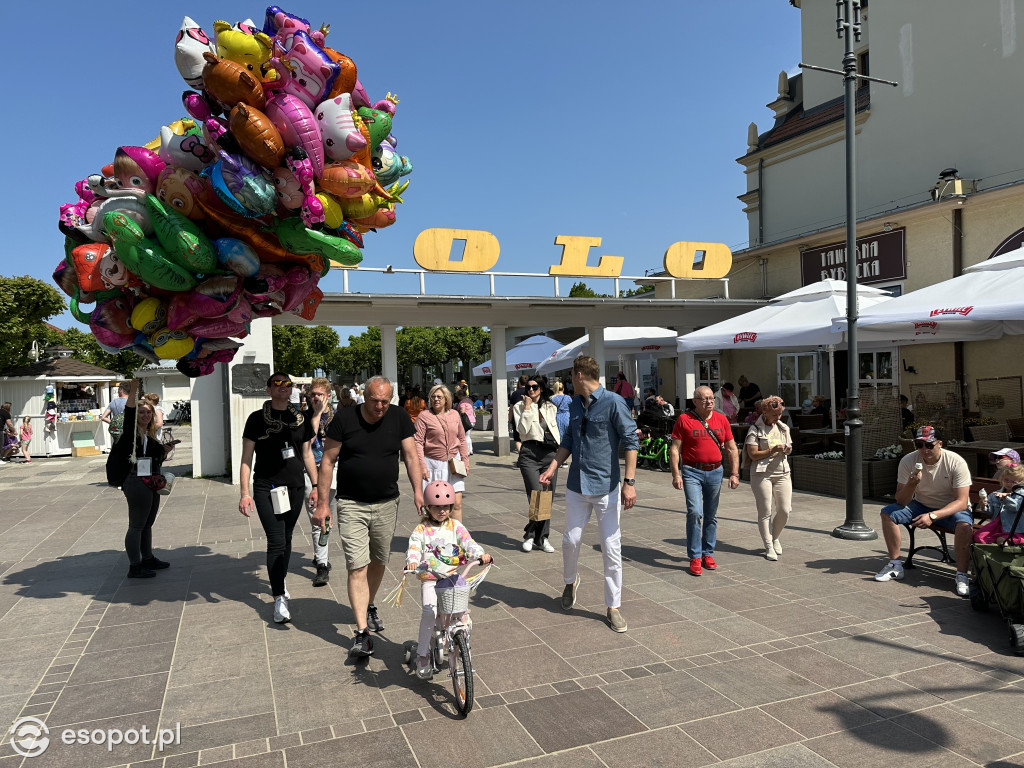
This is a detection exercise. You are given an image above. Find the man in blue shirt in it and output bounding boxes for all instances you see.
[540,356,638,633]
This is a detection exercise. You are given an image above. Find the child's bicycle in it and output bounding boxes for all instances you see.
[400,559,490,717]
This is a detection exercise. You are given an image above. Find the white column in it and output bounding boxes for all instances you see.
[589,326,606,387]
[677,350,697,411]
[490,326,509,456]
[380,324,398,388]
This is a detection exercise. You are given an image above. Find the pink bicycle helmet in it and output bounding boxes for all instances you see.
[424,480,456,506]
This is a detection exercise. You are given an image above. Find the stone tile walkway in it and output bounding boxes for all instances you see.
[0,439,1022,767]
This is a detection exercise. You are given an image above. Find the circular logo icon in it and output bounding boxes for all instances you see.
[9,717,50,757]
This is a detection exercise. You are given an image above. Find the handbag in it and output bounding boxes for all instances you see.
[435,411,467,476]
[459,407,472,432]
[529,490,553,521]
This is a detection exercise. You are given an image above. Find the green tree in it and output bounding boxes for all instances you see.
[51,327,146,376]
[272,325,340,375]
[0,276,66,371]
[568,281,653,298]
[435,327,490,379]
[397,326,446,379]
[326,327,381,378]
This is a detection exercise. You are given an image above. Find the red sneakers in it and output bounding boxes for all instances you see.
[702,555,718,570]
[689,558,702,576]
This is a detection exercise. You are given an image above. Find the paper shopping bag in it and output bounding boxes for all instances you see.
[529,490,553,521]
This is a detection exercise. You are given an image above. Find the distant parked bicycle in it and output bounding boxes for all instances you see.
[170,400,192,425]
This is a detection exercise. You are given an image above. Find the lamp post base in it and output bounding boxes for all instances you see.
[832,522,878,540]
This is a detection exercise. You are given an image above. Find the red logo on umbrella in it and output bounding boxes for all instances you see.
[913,322,938,335]
[928,306,973,317]
[640,345,662,351]
[733,332,757,343]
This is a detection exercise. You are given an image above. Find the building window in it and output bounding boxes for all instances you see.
[858,50,869,77]
[778,353,817,410]
[859,349,896,388]
[697,357,720,392]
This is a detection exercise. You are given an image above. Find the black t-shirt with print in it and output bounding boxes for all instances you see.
[242,407,313,487]
[326,405,414,503]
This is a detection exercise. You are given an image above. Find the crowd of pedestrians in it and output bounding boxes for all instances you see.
[85,363,1021,661]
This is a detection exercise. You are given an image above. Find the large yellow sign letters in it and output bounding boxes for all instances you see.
[663,241,732,279]
[413,228,500,272]
[411,229,732,279]
[548,236,624,277]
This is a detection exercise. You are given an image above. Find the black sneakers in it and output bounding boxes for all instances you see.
[127,564,156,579]
[366,603,384,632]
[312,561,331,587]
[140,556,170,570]
[349,629,374,657]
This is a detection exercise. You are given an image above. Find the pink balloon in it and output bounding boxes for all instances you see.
[265,93,324,178]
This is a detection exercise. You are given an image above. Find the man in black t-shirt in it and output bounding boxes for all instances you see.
[737,375,762,409]
[313,376,423,657]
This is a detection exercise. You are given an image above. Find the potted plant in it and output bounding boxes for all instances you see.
[791,446,902,499]
[474,409,492,431]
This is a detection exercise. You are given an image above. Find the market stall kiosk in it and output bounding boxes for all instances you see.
[0,358,123,458]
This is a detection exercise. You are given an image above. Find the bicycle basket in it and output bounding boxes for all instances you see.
[436,574,470,614]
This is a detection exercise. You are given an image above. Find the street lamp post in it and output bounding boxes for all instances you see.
[800,0,896,541]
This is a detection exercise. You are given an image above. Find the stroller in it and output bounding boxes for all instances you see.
[969,499,1024,655]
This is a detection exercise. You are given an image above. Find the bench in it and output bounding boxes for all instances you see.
[903,478,1000,568]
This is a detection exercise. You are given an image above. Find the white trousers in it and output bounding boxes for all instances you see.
[562,487,622,609]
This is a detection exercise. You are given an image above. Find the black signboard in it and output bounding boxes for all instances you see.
[800,228,906,286]
[231,363,271,396]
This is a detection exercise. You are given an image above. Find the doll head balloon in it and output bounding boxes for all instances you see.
[113,147,166,195]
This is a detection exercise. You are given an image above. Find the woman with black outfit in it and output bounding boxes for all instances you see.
[239,373,318,624]
[513,375,561,552]
[108,379,176,578]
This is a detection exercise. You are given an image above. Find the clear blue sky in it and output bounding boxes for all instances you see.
[2,1,804,344]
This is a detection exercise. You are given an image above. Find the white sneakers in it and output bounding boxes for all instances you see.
[522,539,534,552]
[764,545,778,562]
[874,560,906,582]
[772,539,783,555]
[273,595,291,624]
[416,656,433,679]
[955,572,970,597]
[541,539,556,553]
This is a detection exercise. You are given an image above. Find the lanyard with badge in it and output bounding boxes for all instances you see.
[136,436,151,476]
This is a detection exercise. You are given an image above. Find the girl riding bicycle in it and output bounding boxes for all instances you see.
[405,480,492,679]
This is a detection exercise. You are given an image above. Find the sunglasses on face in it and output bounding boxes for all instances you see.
[915,440,938,449]
[269,380,293,387]
[527,384,541,390]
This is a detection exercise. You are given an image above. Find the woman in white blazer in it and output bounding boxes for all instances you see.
[513,374,561,552]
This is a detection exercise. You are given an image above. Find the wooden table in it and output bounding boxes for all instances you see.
[947,440,1024,477]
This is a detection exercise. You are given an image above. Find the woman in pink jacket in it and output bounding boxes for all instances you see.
[414,385,470,521]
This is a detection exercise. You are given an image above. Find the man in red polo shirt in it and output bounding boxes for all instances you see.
[669,386,740,576]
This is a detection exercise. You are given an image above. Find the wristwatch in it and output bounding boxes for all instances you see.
[928,512,937,521]
[623,478,635,487]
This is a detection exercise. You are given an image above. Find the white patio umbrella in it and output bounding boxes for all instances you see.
[677,279,894,430]
[677,279,893,352]
[536,327,678,373]
[833,246,1024,343]
[472,335,563,376]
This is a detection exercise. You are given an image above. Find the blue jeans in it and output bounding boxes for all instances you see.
[682,465,723,559]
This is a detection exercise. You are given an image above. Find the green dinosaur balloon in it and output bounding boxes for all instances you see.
[273,217,363,270]
[356,107,393,153]
[145,195,217,273]
[103,211,197,292]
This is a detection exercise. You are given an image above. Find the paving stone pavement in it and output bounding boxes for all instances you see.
[0,435,1023,768]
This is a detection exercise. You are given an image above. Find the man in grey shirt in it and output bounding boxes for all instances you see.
[540,356,638,633]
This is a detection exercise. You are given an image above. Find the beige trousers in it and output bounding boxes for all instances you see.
[751,472,792,546]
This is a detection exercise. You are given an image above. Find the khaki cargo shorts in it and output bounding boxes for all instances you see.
[337,496,400,571]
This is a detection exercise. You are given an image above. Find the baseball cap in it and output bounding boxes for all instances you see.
[990,448,1021,464]
[915,425,938,441]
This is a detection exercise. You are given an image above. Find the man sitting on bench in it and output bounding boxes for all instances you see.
[874,425,974,597]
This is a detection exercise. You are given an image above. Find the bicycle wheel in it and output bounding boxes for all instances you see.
[657,445,672,472]
[449,631,474,716]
